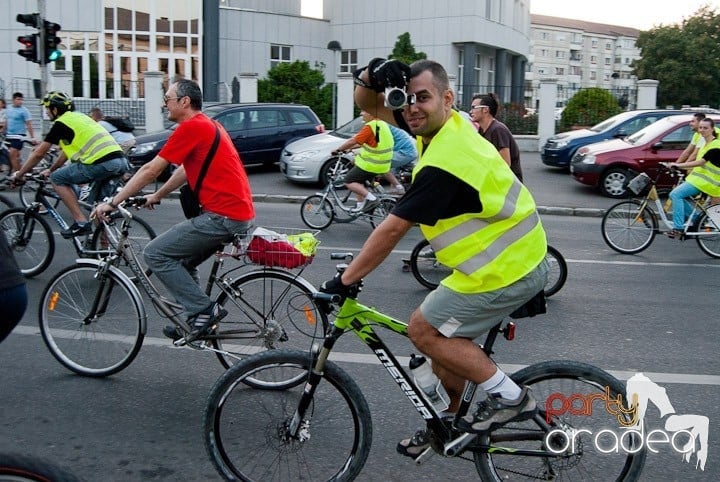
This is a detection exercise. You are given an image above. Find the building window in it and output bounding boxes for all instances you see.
[624,57,631,64]
[270,44,291,68]
[556,50,565,58]
[540,31,550,40]
[605,42,612,50]
[474,52,483,89]
[590,55,597,64]
[540,49,549,57]
[591,39,598,48]
[590,71,597,80]
[555,67,565,75]
[487,56,495,88]
[339,50,357,73]
[457,48,464,104]
[604,57,611,66]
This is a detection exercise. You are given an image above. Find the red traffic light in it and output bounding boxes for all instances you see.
[17,34,39,63]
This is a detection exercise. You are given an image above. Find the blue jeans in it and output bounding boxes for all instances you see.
[669,182,701,230]
[143,212,254,317]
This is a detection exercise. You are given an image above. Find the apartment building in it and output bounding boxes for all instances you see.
[528,14,641,109]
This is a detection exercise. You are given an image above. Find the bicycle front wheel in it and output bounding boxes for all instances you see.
[543,245,568,297]
[300,194,334,229]
[0,452,82,482]
[695,205,720,258]
[212,270,329,374]
[39,263,145,377]
[601,200,657,254]
[0,207,55,277]
[474,360,646,481]
[204,350,372,482]
[410,239,448,290]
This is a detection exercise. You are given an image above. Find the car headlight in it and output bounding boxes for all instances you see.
[581,154,596,164]
[553,139,570,149]
[132,141,162,156]
[290,150,320,163]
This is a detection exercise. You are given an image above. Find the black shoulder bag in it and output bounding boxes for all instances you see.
[179,124,220,219]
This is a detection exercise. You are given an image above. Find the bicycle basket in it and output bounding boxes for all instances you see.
[626,172,651,195]
[245,227,320,268]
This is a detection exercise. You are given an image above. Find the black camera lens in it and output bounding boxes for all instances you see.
[385,88,407,110]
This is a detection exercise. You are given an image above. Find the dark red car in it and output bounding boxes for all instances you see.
[570,114,720,198]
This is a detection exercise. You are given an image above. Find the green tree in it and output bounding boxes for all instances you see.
[258,60,333,127]
[632,5,720,108]
[388,32,427,64]
[560,88,622,130]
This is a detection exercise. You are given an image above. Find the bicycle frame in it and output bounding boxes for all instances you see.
[315,158,392,220]
[633,177,715,238]
[24,174,114,257]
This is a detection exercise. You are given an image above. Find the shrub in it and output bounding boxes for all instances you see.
[498,103,538,135]
[560,88,622,131]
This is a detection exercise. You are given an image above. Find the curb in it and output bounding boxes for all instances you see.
[161,192,607,217]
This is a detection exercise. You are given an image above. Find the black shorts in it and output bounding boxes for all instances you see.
[343,165,377,184]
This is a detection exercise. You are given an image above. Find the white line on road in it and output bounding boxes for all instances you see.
[14,326,719,386]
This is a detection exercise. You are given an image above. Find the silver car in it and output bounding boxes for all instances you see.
[280,116,364,186]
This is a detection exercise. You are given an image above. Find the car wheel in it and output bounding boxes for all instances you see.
[600,167,630,198]
[319,157,351,187]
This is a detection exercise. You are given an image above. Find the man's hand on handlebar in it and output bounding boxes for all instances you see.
[143,192,162,210]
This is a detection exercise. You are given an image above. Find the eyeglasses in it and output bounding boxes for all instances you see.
[163,94,181,105]
[469,105,487,110]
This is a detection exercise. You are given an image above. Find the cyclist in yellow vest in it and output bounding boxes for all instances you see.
[321,59,549,458]
[11,91,128,238]
[667,117,720,238]
[332,110,393,212]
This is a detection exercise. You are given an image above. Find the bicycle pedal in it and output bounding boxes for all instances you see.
[413,446,435,465]
[173,338,187,347]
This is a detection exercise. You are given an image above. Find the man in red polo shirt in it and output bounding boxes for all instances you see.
[93,79,255,341]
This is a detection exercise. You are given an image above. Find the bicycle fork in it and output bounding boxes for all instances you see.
[85,262,117,325]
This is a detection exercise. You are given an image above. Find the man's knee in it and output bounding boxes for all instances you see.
[408,310,441,351]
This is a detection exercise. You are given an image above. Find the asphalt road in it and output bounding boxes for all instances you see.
[1,196,718,481]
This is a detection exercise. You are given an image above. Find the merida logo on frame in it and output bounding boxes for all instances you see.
[543,372,709,471]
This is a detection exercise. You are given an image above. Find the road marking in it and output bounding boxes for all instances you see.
[316,246,720,268]
[15,326,719,386]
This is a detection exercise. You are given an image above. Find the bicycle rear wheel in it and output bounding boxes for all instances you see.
[543,245,567,297]
[0,208,55,277]
[300,195,334,229]
[204,350,371,482]
[410,239,447,290]
[368,196,396,228]
[695,205,720,258]
[211,269,329,377]
[601,200,657,254]
[474,360,646,481]
[39,262,145,377]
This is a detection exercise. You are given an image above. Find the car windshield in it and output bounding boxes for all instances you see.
[589,111,638,133]
[330,116,365,138]
[625,117,680,145]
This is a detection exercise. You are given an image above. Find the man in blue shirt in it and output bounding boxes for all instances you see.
[4,92,37,173]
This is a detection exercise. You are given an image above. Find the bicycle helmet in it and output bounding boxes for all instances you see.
[40,91,74,114]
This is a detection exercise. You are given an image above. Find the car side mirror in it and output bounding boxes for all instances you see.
[651,141,663,150]
[614,130,627,138]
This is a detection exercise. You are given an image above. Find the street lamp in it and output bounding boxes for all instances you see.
[327,40,342,129]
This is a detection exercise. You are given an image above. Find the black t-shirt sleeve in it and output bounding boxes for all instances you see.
[703,147,720,167]
[43,121,74,146]
[392,166,482,225]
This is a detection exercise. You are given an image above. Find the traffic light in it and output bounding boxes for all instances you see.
[43,21,62,63]
[17,33,39,63]
[17,13,40,63]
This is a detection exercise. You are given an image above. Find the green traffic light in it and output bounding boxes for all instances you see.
[48,49,62,61]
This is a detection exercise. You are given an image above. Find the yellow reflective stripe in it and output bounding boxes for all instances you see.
[454,212,542,275]
[691,171,720,188]
[364,146,393,156]
[75,133,115,161]
[429,181,523,249]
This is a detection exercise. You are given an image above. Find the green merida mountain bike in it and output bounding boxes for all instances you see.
[203,254,646,481]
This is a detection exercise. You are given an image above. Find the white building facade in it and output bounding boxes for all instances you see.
[1,0,531,111]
